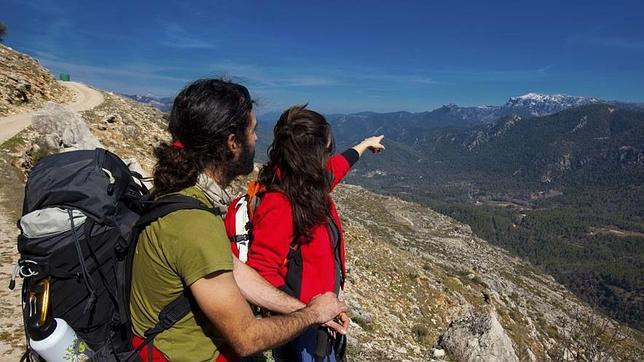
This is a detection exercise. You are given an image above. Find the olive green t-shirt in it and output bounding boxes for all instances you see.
[130,186,233,362]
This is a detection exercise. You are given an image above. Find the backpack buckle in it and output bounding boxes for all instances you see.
[9,260,39,290]
[19,260,39,278]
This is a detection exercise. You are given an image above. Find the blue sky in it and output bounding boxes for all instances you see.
[3,0,644,113]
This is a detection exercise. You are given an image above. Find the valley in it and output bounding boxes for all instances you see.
[330,103,644,331]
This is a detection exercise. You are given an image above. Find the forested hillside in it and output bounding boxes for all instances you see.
[340,104,644,330]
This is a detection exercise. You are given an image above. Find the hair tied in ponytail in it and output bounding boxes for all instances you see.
[170,140,185,149]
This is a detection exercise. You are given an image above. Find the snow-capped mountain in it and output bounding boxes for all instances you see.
[121,94,174,112]
[423,93,606,124]
[502,93,601,117]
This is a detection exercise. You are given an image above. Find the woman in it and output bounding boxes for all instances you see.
[246,105,384,361]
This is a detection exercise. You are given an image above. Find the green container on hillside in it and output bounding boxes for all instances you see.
[59,73,70,81]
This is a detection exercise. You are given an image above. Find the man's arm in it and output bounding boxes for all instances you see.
[191,270,346,357]
[232,255,349,334]
[233,255,304,313]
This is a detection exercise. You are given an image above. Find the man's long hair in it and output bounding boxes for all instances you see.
[258,105,335,240]
[153,78,253,195]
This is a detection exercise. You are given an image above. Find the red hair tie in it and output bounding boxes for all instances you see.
[170,140,185,149]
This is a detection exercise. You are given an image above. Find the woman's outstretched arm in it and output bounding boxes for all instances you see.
[352,135,385,156]
[327,135,385,189]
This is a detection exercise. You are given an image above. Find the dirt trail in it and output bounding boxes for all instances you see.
[0,81,104,144]
[0,204,23,360]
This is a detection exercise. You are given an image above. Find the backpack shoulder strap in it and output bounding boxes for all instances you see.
[128,289,194,359]
[117,194,220,337]
[136,194,221,229]
[245,181,265,221]
[230,182,266,262]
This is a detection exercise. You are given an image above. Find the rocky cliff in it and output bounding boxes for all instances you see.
[1,45,642,361]
[0,44,73,116]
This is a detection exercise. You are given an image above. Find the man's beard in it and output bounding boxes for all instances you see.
[228,141,255,179]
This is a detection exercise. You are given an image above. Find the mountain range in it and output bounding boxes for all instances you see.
[347,104,643,188]
[120,93,174,112]
[126,91,638,128]
[321,93,642,141]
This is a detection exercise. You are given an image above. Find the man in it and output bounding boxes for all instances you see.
[130,78,348,362]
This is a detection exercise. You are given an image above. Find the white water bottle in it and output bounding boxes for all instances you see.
[29,318,94,361]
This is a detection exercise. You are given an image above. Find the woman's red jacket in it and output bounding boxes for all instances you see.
[229,152,356,303]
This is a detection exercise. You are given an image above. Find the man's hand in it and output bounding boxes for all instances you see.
[192,272,345,357]
[307,292,347,325]
[322,311,350,335]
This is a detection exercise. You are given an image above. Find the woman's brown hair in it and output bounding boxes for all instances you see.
[258,105,335,240]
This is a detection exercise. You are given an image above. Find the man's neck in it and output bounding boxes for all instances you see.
[198,170,233,215]
[205,167,230,188]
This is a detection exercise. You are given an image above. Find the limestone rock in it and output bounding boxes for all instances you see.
[29,143,40,155]
[42,133,61,152]
[102,113,118,123]
[61,127,75,147]
[122,125,138,139]
[433,348,446,358]
[32,102,103,151]
[438,310,518,362]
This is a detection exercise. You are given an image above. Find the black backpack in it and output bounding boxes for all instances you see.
[11,148,218,361]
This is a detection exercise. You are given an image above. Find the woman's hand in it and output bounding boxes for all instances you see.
[352,135,385,156]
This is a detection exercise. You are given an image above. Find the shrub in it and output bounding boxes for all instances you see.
[0,22,6,42]
[412,324,429,340]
